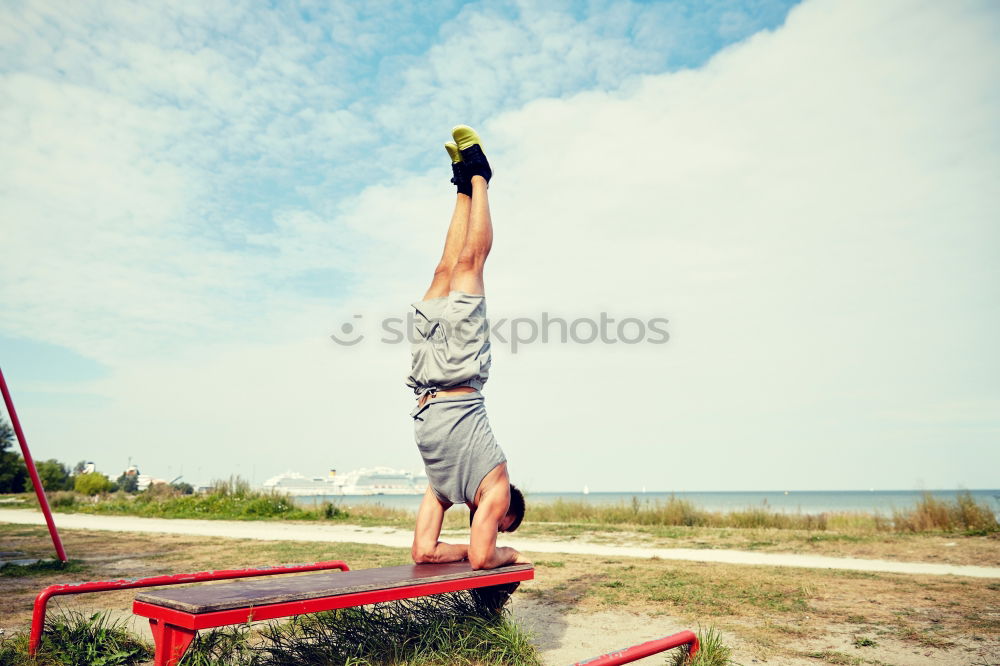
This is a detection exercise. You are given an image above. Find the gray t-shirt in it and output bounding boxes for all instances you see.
[410,391,506,505]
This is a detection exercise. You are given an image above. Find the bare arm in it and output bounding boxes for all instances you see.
[468,485,527,570]
[411,486,468,564]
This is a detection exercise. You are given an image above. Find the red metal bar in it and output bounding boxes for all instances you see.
[132,565,535,630]
[572,630,700,665]
[28,560,349,656]
[0,365,67,563]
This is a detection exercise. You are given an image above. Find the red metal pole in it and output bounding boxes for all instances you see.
[29,560,350,655]
[572,630,700,665]
[0,366,67,563]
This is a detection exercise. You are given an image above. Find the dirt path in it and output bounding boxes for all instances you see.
[2,509,998,578]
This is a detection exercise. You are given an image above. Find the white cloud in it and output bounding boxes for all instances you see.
[4,0,998,490]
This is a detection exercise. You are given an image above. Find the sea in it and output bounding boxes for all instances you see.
[293,489,1000,516]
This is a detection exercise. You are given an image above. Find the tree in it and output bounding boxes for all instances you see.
[74,472,113,496]
[35,459,72,491]
[0,417,28,493]
[171,481,194,495]
[115,472,139,493]
[73,460,88,475]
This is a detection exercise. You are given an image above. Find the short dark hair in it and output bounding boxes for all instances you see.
[469,483,526,532]
[505,484,525,532]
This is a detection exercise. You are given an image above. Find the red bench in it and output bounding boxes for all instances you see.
[32,560,696,665]
[132,561,533,666]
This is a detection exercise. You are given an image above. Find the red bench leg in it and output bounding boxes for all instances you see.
[148,618,196,666]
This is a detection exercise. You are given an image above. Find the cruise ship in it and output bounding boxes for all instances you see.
[261,467,427,496]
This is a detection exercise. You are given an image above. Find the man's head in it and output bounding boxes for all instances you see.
[471,483,526,533]
[502,484,525,532]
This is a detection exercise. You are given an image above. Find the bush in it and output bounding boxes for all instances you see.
[114,472,139,493]
[144,482,181,499]
[48,490,78,509]
[210,476,252,497]
[893,491,999,533]
[322,502,349,519]
[35,459,72,491]
[74,472,114,496]
[171,481,194,495]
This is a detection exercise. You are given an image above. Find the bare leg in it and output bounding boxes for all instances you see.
[411,486,469,564]
[449,176,492,295]
[422,193,472,300]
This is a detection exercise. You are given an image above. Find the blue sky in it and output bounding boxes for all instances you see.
[3,0,799,263]
[2,0,998,491]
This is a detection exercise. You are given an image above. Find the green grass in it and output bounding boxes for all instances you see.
[892,491,999,533]
[533,560,565,568]
[667,627,734,666]
[20,478,426,526]
[0,610,152,666]
[0,559,85,577]
[524,492,997,534]
[586,564,812,616]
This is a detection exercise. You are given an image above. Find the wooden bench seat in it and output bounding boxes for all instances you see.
[132,561,534,666]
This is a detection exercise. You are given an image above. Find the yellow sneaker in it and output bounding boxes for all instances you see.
[445,142,471,196]
[451,125,492,184]
[451,125,484,152]
[444,142,462,164]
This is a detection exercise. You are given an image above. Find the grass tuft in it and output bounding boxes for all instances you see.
[892,491,998,533]
[0,609,152,665]
[667,626,734,666]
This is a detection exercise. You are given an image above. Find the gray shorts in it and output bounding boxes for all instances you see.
[410,391,506,505]
[405,290,491,397]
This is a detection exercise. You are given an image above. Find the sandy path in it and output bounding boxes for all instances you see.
[2,509,998,578]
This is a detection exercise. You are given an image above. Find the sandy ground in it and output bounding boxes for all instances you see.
[511,598,992,666]
[513,599,701,665]
[2,509,997,579]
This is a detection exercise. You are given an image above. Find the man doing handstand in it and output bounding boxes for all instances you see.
[407,125,529,570]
